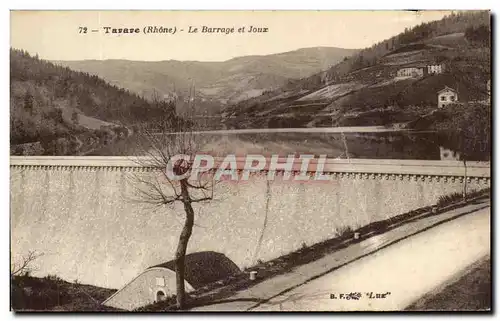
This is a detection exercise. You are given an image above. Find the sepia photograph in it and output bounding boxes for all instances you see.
[8,9,491,312]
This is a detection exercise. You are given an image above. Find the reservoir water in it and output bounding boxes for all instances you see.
[88,127,490,161]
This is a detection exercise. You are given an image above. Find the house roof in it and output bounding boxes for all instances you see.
[437,86,457,94]
[399,65,425,70]
[399,61,428,69]
[149,251,241,289]
[399,61,443,70]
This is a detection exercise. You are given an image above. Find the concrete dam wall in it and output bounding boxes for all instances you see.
[10,157,490,290]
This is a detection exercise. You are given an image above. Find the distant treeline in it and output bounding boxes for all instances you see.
[11,48,176,122]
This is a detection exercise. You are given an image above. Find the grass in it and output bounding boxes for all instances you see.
[406,256,491,311]
[436,192,464,207]
[436,188,490,208]
[335,226,353,238]
[11,274,118,312]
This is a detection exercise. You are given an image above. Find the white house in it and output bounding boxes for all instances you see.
[102,251,240,311]
[427,64,445,75]
[396,67,424,78]
[437,86,458,108]
[439,146,461,161]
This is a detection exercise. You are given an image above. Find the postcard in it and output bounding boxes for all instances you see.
[9,10,491,312]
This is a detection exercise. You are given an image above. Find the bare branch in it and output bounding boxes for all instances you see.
[185,180,210,190]
[11,250,44,277]
[189,197,213,204]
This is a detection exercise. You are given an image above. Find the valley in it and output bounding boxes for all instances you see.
[54,46,358,115]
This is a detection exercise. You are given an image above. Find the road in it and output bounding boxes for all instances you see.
[252,207,490,311]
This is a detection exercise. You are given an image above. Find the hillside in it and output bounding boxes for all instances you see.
[10,48,177,155]
[223,11,491,129]
[53,47,358,115]
[11,274,118,311]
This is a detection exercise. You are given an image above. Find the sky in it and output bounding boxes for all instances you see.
[10,10,452,62]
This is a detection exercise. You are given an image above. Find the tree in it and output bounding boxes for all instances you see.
[23,92,34,114]
[68,136,81,155]
[71,111,79,126]
[54,137,70,155]
[129,95,214,310]
[465,24,490,46]
[48,108,64,124]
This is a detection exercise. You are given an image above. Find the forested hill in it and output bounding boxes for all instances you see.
[224,11,491,129]
[10,48,175,155]
[284,11,490,91]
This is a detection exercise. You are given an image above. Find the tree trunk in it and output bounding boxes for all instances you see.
[175,179,195,310]
[463,159,468,201]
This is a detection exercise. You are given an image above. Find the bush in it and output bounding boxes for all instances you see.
[11,145,24,155]
[436,192,464,207]
[335,226,353,238]
[45,274,63,282]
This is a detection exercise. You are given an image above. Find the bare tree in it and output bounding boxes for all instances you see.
[11,250,44,277]
[128,91,215,310]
